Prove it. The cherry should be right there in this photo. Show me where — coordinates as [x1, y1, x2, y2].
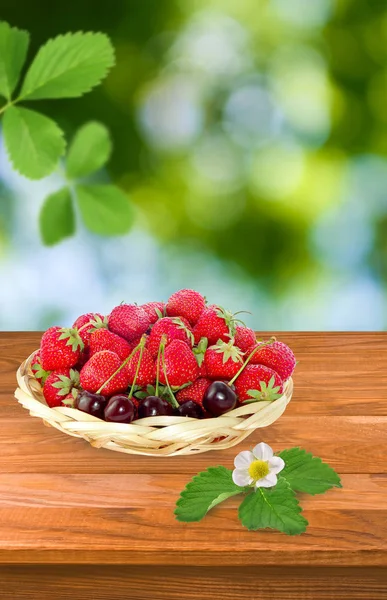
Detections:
[203, 381, 237, 416]
[176, 400, 204, 419]
[138, 395, 172, 418]
[104, 395, 135, 423]
[75, 390, 107, 419]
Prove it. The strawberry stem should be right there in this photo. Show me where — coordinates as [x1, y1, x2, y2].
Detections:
[161, 344, 179, 409]
[128, 337, 146, 398]
[96, 339, 142, 394]
[228, 336, 276, 386]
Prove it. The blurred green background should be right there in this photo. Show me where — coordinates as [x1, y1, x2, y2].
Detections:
[1, 0, 386, 330]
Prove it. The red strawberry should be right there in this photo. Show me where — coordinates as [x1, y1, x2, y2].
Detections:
[80, 350, 131, 396]
[141, 302, 166, 324]
[31, 350, 51, 385]
[40, 326, 84, 371]
[126, 346, 155, 386]
[234, 325, 256, 352]
[234, 364, 283, 402]
[147, 317, 193, 357]
[198, 362, 208, 378]
[204, 340, 244, 380]
[176, 378, 212, 408]
[193, 305, 237, 345]
[72, 313, 106, 347]
[43, 368, 80, 408]
[166, 289, 206, 325]
[246, 340, 296, 381]
[89, 329, 134, 361]
[108, 304, 150, 342]
[156, 340, 199, 387]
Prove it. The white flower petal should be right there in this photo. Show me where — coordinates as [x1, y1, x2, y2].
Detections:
[268, 456, 285, 475]
[232, 468, 253, 487]
[255, 472, 278, 488]
[252, 442, 273, 461]
[234, 450, 255, 469]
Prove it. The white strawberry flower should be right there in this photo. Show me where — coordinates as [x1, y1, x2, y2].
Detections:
[232, 442, 285, 489]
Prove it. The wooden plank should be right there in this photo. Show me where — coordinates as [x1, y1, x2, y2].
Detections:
[1, 566, 386, 600]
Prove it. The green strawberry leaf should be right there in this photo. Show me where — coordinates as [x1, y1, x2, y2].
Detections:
[32, 363, 51, 384]
[278, 448, 342, 495]
[243, 376, 283, 403]
[75, 184, 134, 235]
[238, 478, 308, 535]
[0, 21, 30, 100]
[175, 466, 248, 522]
[66, 121, 112, 179]
[20, 31, 115, 100]
[39, 187, 75, 246]
[193, 337, 208, 367]
[3, 106, 65, 179]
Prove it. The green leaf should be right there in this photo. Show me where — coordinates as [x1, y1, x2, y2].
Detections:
[278, 448, 342, 495]
[39, 187, 75, 246]
[20, 31, 115, 100]
[3, 106, 65, 179]
[175, 466, 247, 522]
[0, 21, 30, 100]
[75, 184, 134, 235]
[66, 121, 112, 179]
[238, 478, 308, 535]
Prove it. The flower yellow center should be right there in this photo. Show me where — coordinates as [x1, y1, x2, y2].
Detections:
[248, 459, 269, 481]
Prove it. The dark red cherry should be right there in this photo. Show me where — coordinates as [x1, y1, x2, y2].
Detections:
[104, 395, 135, 423]
[203, 381, 237, 416]
[176, 400, 204, 418]
[138, 395, 172, 418]
[75, 390, 107, 419]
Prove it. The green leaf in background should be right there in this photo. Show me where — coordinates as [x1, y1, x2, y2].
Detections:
[0, 21, 30, 100]
[75, 184, 134, 235]
[175, 466, 247, 522]
[39, 187, 75, 246]
[66, 121, 112, 179]
[238, 478, 308, 535]
[278, 448, 342, 495]
[20, 32, 115, 100]
[3, 106, 65, 179]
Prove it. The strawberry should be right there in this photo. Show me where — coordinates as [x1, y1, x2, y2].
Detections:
[126, 346, 155, 386]
[176, 378, 212, 408]
[246, 340, 296, 381]
[193, 305, 237, 345]
[204, 340, 244, 380]
[40, 326, 84, 371]
[141, 302, 166, 324]
[72, 313, 107, 347]
[234, 364, 283, 402]
[61, 388, 79, 408]
[89, 329, 134, 361]
[156, 339, 199, 387]
[43, 368, 80, 408]
[80, 350, 131, 396]
[31, 350, 51, 385]
[108, 304, 150, 342]
[166, 289, 206, 326]
[147, 317, 194, 357]
[234, 325, 256, 352]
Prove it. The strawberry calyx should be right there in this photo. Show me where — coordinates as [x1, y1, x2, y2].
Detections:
[77, 314, 108, 335]
[135, 384, 171, 402]
[243, 376, 283, 403]
[212, 339, 244, 365]
[171, 317, 194, 345]
[32, 362, 51, 384]
[61, 387, 79, 407]
[51, 369, 80, 397]
[193, 336, 208, 366]
[58, 327, 85, 352]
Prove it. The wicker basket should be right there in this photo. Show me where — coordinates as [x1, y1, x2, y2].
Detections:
[14, 351, 293, 456]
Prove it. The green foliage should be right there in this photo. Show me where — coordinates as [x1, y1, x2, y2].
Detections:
[238, 478, 308, 535]
[75, 184, 134, 236]
[278, 448, 342, 495]
[0, 22, 29, 100]
[20, 32, 115, 100]
[39, 187, 75, 245]
[66, 121, 112, 179]
[3, 106, 65, 179]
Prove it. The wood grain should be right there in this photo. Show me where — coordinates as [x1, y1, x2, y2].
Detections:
[1, 332, 387, 597]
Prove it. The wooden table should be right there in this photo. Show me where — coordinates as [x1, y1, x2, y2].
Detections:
[1, 332, 387, 599]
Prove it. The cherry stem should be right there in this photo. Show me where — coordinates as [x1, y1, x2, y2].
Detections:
[96, 339, 142, 394]
[228, 336, 276, 386]
[155, 337, 166, 398]
[128, 337, 146, 398]
[161, 345, 179, 409]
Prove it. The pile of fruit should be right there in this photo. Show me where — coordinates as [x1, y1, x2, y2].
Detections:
[31, 289, 296, 423]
